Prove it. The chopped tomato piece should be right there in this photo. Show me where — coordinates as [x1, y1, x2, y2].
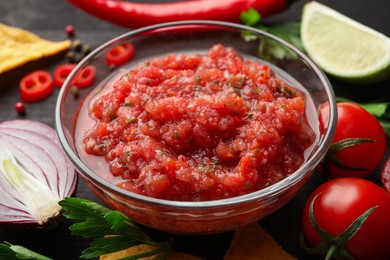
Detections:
[105, 42, 135, 68]
[19, 70, 54, 103]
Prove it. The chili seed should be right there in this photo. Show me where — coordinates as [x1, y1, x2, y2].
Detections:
[70, 86, 80, 98]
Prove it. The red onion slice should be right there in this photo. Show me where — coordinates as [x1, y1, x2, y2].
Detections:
[0, 120, 77, 227]
[0, 120, 77, 197]
[0, 135, 59, 196]
[0, 119, 60, 145]
[0, 191, 34, 224]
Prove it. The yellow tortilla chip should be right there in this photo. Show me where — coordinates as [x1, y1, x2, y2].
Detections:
[99, 244, 203, 260]
[224, 222, 297, 260]
[0, 23, 71, 74]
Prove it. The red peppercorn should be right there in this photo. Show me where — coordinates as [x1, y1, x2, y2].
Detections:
[15, 102, 26, 115]
[65, 25, 75, 37]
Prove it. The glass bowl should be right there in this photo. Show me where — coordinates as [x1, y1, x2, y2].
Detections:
[55, 20, 337, 235]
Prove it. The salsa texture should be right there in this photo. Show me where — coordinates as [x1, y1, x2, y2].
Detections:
[81, 44, 316, 201]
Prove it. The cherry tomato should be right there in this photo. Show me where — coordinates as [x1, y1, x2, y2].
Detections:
[381, 156, 390, 192]
[54, 64, 96, 89]
[105, 42, 135, 68]
[320, 102, 387, 178]
[19, 70, 54, 103]
[54, 64, 77, 88]
[302, 178, 390, 260]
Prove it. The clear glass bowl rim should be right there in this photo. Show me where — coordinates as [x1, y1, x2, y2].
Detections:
[55, 20, 337, 209]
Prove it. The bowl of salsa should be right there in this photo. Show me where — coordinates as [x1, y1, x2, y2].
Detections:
[56, 21, 337, 234]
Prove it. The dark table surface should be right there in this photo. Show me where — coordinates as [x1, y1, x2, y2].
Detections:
[1, 1, 389, 259]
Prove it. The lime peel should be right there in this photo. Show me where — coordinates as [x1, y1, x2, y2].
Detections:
[301, 1, 390, 84]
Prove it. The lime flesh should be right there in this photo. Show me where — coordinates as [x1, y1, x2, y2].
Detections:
[301, 1, 390, 84]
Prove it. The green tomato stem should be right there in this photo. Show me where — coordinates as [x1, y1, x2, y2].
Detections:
[303, 193, 378, 259]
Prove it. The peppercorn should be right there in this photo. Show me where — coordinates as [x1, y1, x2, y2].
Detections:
[65, 25, 75, 37]
[15, 102, 26, 115]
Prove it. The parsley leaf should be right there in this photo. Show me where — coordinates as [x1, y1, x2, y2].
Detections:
[240, 8, 304, 61]
[59, 197, 172, 259]
[0, 242, 52, 260]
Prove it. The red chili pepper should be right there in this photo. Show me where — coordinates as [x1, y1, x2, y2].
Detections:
[19, 70, 54, 103]
[74, 65, 96, 88]
[67, 0, 292, 29]
[54, 64, 96, 89]
[105, 42, 135, 68]
[54, 63, 77, 88]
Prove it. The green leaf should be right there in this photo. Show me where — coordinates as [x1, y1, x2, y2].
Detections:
[68, 220, 113, 238]
[240, 8, 303, 61]
[0, 243, 52, 260]
[379, 120, 390, 137]
[267, 22, 304, 51]
[59, 197, 173, 259]
[360, 102, 390, 119]
[104, 211, 147, 240]
[0, 244, 18, 260]
[80, 236, 143, 259]
[59, 197, 111, 221]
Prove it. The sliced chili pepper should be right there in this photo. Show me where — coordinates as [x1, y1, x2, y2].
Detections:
[54, 63, 77, 88]
[73, 65, 96, 88]
[54, 64, 96, 89]
[19, 70, 54, 103]
[67, 0, 293, 29]
[105, 42, 135, 68]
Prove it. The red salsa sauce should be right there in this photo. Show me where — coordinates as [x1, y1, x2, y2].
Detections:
[80, 44, 316, 201]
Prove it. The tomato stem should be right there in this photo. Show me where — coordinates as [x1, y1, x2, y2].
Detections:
[302, 193, 378, 259]
[322, 138, 374, 174]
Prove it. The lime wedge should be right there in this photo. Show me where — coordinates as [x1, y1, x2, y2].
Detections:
[301, 1, 390, 84]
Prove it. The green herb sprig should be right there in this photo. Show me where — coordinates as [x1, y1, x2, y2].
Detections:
[59, 197, 173, 259]
[0, 198, 173, 260]
[0, 242, 52, 260]
[240, 8, 304, 61]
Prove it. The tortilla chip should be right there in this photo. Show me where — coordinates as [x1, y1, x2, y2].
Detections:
[224, 222, 297, 260]
[99, 244, 203, 260]
[0, 23, 71, 74]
